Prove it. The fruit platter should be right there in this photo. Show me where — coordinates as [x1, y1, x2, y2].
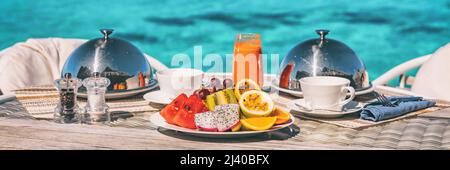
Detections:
[150, 77, 295, 138]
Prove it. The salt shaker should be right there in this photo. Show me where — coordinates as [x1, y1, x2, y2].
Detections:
[82, 72, 111, 123]
[54, 73, 82, 123]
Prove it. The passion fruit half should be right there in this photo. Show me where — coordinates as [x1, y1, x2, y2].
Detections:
[238, 90, 274, 117]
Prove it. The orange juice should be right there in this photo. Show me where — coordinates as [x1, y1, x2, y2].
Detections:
[233, 34, 263, 86]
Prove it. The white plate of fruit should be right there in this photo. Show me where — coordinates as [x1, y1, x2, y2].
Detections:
[150, 78, 295, 138]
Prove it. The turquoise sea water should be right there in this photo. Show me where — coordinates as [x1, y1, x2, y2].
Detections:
[0, 0, 449, 81]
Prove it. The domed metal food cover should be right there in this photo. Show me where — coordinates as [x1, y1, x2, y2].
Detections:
[277, 29, 371, 92]
[61, 29, 155, 96]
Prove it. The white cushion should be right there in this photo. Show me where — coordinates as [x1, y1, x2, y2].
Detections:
[0, 38, 85, 94]
[412, 43, 450, 100]
[0, 38, 167, 94]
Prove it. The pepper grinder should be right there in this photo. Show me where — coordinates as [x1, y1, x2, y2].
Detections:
[54, 73, 82, 123]
[82, 72, 111, 123]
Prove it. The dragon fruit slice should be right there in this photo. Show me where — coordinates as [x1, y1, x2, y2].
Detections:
[194, 111, 218, 132]
[215, 104, 240, 132]
[194, 104, 240, 132]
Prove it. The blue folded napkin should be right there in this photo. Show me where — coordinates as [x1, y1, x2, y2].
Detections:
[360, 96, 436, 122]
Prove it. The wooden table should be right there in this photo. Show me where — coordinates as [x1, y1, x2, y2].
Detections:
[1, 100, 450, 150]
[1, 80, 450, 150]
[0, 117, 367, 150]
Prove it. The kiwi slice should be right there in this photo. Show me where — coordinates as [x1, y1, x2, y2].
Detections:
[205, 94, 216, 111]
[224, 89, 238, 104]
[215, 91, 228, 105]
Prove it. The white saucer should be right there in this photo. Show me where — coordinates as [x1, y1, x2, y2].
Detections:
[290, 99, 363, 118]
[143, 90, 175, 105]
[270, 79, 374, 97]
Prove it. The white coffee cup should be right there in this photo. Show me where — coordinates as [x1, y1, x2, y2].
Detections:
[156, 68, 204, 98]
[299, 76, 355, 111]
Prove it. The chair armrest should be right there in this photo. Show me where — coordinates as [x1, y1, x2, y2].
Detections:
[373, 54, 431, 86]
[144, 54, 168, 71]
[398, 74, 416, 88]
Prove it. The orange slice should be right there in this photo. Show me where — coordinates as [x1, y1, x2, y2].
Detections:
[234, 79, 261, 100]
[240, 117, 277, 131]
[270, 107, 291, 125]
[231, 122, 242, 132]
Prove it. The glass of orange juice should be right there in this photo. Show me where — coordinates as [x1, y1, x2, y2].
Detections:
[233, 33, 263, 86]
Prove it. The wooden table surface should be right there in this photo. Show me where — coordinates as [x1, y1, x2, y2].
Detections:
[0, 117, 375, 150]
[2, 109, 450, 150]
[1, 82, 450, 150]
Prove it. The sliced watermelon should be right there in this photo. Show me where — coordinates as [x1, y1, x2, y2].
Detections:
[170, 93, 188, 106]
[160, 104, 179, 124]
[183, 95, 209, 114]
[173, 109, 197, 129]
[160, 93, 210, 129]
[160, 94, 188, 124]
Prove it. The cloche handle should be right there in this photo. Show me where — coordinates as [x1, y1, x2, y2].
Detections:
[100, 29, 114, 40]
[315, 29, 329, 41]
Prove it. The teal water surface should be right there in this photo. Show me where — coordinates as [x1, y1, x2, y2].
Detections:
[0, 0, 449, 81]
